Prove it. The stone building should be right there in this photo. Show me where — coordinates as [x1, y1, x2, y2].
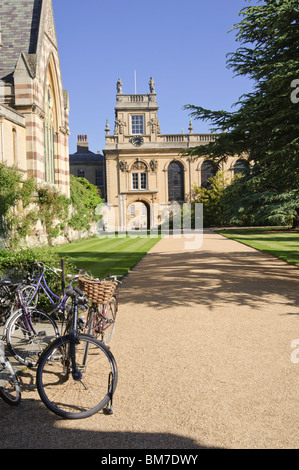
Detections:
[0, 0, 70, 197]
[103, 77, 245, 231]
[69, 135, 106, 200]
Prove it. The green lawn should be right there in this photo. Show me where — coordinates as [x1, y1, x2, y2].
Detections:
[55, 234, 161, 278]
[217, 228, 299, 267]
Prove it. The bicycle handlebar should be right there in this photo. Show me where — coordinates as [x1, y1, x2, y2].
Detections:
[106, 274, 122, 284]
[66, 286, 89, 304]
[34, 260, 62, 276]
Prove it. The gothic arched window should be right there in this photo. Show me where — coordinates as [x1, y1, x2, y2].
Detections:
[201, 160, 217, 189]
[233, 159, 248, 176]
[168, 161, 184, 201]
[44, 84, 55, 184]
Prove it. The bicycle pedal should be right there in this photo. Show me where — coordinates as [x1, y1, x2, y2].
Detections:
[37, 331, 46, 337]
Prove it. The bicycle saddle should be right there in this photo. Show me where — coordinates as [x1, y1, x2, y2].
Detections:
[0, 278, 13, 286]
[66, 286, 85, 298]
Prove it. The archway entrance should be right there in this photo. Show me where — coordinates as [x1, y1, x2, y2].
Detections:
[128, 201, 150, 230]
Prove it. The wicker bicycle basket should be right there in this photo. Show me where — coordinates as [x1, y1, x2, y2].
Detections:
[78, 275, 117, 305]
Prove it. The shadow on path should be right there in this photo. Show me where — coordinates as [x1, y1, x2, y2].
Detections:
[121, 249, 299, 312]
[0, 392, 216, 449]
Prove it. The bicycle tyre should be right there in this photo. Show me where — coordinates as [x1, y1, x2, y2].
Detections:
[0, 341, 21, 406]
[36, 333, 118, 419]
[6, 309, 59, 368]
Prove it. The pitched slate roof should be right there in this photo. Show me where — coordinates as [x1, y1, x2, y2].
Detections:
[69, 153, 105, 164]
[0, 0, 42, 82]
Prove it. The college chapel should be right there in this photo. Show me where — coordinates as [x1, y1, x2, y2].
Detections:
[0, 0, 246, 236]
[0, 0, 70, 197]
[103, 78, 245, 231]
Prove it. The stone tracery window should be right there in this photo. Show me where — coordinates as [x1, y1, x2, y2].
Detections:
[44, 83, 55, 184]
[168, 160, 184, 201]
[201, 160, 217, 189]
[233, 159, 248, 176]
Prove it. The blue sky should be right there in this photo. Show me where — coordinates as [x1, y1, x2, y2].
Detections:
[52, 0, 257, 154]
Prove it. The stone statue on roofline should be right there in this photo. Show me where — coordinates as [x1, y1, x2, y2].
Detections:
[116, 78, 123, 94]
[149, 76, 155, 94]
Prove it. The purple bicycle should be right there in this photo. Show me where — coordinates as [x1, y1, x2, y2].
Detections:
[4, 261, 80, 368]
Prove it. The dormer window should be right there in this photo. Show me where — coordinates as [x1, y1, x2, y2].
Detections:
[131, 115, 144, 135]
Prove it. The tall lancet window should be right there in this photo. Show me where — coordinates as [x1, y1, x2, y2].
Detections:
[44, 84, 55, 184]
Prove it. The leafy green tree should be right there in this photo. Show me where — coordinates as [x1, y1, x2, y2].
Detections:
[193, 172, 230, 227]
[184, 0, 299, 227]
[69, 176, 103, 231]
[221, 173, 295, 226]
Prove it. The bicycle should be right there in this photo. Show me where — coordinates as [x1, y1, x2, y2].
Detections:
[4, 284, 59, 368]
[4, 262, 82, 367]
[0, 278, 19, 325]
[78, 274, 122, 346]
[36, 286, 118, 419]
[20, 261, 76, 324]
[0, 340, 21, 406]
[0, 272, 39, 326]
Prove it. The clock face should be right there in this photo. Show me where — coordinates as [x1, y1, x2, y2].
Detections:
[131, 136, 144, 147]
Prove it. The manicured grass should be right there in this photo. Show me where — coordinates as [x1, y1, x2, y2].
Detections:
[217, 228, 299, 267]
[55, 234, 161, 278]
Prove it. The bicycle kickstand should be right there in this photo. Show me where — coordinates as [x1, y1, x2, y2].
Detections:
[103, 372, 114, 415]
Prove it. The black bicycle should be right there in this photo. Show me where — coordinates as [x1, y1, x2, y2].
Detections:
[36, 286, 118, 419]
[0, 340, 21, 406]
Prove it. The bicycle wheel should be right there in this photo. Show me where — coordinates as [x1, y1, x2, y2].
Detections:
[36, 333, 118, 419]
[19, 285, 38, 307]
[0, 341, 21, 406]
[100, 297, 117, 345]
[6, 309, 59, 367]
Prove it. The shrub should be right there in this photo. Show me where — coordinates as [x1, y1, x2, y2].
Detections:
[192, 172, 230, 227]
[69, 175, 103, 231]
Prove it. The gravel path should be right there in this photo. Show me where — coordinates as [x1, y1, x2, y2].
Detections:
[0, 229, 298, 449]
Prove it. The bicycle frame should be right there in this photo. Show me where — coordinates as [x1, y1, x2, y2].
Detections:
[66, 288, 89, 381]
[16, 288, 39, 337]
[30, 269, 69, 310]
[2, 283, 60, 344]
[1, 289, 36, 340]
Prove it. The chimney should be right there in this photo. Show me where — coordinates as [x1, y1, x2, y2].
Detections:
[77, 134, 89, 153]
